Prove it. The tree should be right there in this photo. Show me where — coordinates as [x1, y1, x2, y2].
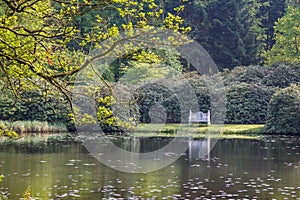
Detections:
[259, 0, 286, 52]
[265, 5, 300, 65]
[182, 0, 264, 69]
[102, 47, 183, 82]
[0, 0, 189, 135]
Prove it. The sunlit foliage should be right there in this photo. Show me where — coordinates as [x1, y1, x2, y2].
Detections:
[0, 0, 189, 133]
[265, 5, 300, 65]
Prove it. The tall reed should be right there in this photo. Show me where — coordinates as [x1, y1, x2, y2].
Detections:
[0, 120, 67, 134]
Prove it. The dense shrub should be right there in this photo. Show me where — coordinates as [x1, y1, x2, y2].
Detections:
[223, 64, 300, 88]
[265, 85, 300, 134]
[135, 72, 276, 125]
[0, 90, 71, 126]
[2, 64, 300, 131]
[223, 65, 269, 85]
[262, 64, 300, 88]
[135, 83, 181, 123]
[225, 83, 276, 124]
[186, 73, 211, 113]
[133, 73, 213, 124]
[187, 70, 279, 124]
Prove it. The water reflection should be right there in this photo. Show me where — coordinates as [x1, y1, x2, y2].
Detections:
[188, 138, 218, 161]
[0, 136, 299, 199]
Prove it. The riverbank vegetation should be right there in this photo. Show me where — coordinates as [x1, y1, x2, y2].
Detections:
[0, 121, 67, 135]
[1, 64, 300, 136]
[132, 124, 263, 139]
[1, 0, 300, 137]
[0, 124, 262, 144]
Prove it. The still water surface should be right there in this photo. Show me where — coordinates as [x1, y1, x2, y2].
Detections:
[0, 136, 299, 199]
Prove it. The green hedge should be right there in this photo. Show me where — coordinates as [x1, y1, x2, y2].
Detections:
[265, 85, 300, 134]
[0, 90, 72, 127]
[223, 64, 300, 88]
[223, 66, 269, 85]
[2, 64, 300, 131]
[134, 74, 212, 124]
[225, 83, 276, 124]
[221, 64, 300, 126]
[191, 72, 276, 124]
[187, 73, 211, 113]
[135, 74, 273, 125]
[135, 83, 181, 123]
[134, 73, 277, 125]
[262, 64, 300, 88]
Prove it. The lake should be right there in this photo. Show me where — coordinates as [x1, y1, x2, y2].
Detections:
[0, 136, 299, 199]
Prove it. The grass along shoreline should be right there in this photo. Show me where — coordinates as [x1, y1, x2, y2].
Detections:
[0, 122, 264, 141]
[0, 120, 67, 135]
[132, 124, 264, 139]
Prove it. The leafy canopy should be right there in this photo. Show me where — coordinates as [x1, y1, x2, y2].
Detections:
[265, 5, 300, 65]
[0, 0, 189, 134]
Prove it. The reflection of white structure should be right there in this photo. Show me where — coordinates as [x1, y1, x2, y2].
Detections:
[188, 110, 211, 126]
[188, 137, 211, 161]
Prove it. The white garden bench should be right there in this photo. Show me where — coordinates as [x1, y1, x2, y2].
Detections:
[188, 110, 211, 126]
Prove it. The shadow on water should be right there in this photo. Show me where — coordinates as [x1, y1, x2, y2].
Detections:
[0, 135, 299, 199]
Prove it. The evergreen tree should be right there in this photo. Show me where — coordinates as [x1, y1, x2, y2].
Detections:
[182, 0, 264, 69]
[259, 0, 286, 52]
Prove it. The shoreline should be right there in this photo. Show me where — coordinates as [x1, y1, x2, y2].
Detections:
[3, 123, 299, 142]
[0, 120, 68, 135]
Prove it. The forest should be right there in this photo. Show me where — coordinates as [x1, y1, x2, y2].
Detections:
[1, 0, 300, 136]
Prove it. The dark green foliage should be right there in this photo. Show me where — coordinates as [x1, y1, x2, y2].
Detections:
[0, 90, 71, 127]
[134, 73, 214, 124]
[259, 0, 286, 51]
[262, 64, 300, 88]
[182, 0, 264, 69]
[223, 64, 300, 88]
[135, 83, 181, 123]
[0, 90, 16, 120]
[225, 83, 275, 124]
[223, 66, 270, 85]
[265, 85, 300, 134]
[222, 64, 300, 125]
[179, 0, 287, 70]
[186, 73, 211, 113]
[0, 76, 71, 126]
[182, 71, 277, 124]
[133, 68, 281, 125]
[222, 64, 300, 126]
